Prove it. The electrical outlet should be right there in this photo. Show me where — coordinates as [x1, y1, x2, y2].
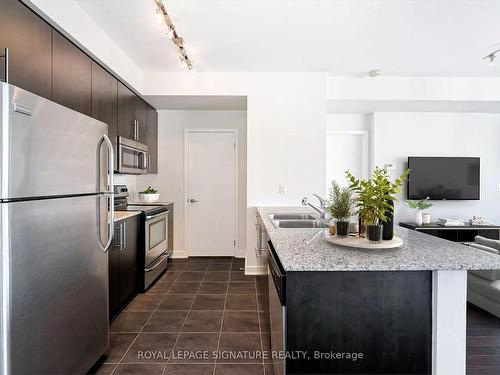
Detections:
[279, 184, 287, 195]
[385, 163, 396, 170]
[496, 183, 500, 192]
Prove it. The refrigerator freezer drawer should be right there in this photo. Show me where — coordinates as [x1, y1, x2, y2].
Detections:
[1, 194, 108, 374]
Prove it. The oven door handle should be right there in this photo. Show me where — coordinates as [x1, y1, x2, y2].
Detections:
[145, 254, 168, 272]
[146, 210, 169, 221]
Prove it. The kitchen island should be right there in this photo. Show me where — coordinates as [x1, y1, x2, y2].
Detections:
[257, 206, 500, 375]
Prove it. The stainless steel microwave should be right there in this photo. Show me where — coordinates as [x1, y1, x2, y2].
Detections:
[117, 136, 149, 174]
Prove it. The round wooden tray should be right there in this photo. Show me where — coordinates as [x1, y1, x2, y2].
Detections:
[325, 235, 403, 249]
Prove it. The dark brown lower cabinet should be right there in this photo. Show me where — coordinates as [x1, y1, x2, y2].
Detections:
[268, 242, 432, 375]
[109, 215, 139, 320]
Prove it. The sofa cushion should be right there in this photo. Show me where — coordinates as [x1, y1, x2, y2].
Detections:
[469, 243, 499, 255]
[468, 273, 500, 303]
[475, 236, 500, 252]
[470, 269, 500, 282]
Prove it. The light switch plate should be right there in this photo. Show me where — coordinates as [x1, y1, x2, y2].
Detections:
[279, 184, 287, 195]
[496, 183, 500, 192]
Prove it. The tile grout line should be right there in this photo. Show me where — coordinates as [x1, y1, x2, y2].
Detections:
[111, 269, 180, 375]
[213, 258, 232, 375]
[255, 273, 266, 375]
[163, 261, 208, 374]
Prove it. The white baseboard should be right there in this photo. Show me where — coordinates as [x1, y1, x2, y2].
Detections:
[244, 265, 268, 275]
[171, 250, 187, 259]
[171, 250, 246, 259]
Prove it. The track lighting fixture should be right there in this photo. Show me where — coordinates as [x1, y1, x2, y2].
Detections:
[483, 49, 500, 67]
[154, 0, 193, 71]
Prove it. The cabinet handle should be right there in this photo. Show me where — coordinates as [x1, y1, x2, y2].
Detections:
[136, 120, 140, 140]
[1, 48, 8, 83]
[123, 222, 127, 249]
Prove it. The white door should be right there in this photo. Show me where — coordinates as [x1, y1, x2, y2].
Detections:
[186, 130, 237, 256]
[326, 131, 368, 193]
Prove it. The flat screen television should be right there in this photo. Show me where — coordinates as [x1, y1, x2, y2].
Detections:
[407, 157, 480, 200]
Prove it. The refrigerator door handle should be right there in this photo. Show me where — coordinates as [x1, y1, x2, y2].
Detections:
[98, 134, 114, 252]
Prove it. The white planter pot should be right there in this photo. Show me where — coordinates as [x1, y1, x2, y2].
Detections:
[138, 193, 160, 203]
[415, 210, 423, 226]
[422, 212, 431, 225]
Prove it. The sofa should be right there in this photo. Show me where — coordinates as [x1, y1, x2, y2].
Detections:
[467, 236, 500, 318]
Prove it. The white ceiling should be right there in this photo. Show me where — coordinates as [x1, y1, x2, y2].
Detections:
[76, 0, 500, 76]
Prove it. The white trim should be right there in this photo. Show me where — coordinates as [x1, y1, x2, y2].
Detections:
[432, 270, 467, 375]
[244, 265, 268, 275]
[184, 129, 239, 257]
[326, 130, 369, 179]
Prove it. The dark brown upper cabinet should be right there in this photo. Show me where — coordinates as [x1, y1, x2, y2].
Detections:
[145, 105, 158, 174]
[91, 61, 118, 169]
[117, 81, 147, 144]
[117, 81, 137, 140]
[52, 30, 92, 116]
[0, 0, 52, 99]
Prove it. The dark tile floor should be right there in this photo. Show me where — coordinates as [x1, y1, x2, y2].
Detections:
[92, 257, 272, 375]
[466, 303, 500, 375]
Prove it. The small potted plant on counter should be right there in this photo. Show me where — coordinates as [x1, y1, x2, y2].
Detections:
[405, 197, 432, 226]
[326, 181, 356, 238]
[138, 186, 160, 203]
[347, 167, 409, 243]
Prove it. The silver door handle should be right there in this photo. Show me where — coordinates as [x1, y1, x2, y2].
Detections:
[98, 134, 114, 252]
[189, 199, 198, 203]
[122, 222, 127, 249]
[146, 210, 169, 221]
[145, 254, 168, 272]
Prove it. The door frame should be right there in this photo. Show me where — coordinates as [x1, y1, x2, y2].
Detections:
[184, 128, 239, 257]
[326, 130, 370, 182]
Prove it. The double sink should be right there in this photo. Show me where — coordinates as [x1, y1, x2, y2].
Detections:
[269, 213, 329, 229]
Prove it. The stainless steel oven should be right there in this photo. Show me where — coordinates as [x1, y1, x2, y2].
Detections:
[145, 210, 169, 265]
[117, 136, 149, 174]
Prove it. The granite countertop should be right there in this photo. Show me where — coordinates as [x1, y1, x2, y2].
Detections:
[112, 211, 141, 222]
[257, 206, 500, 272]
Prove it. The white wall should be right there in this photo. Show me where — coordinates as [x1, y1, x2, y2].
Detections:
[372, 112, 500, 224]
[135, 110, 247, 259]
[143, 73, 327, 273]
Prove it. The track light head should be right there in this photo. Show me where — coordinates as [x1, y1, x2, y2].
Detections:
[155, 8, 163, 24]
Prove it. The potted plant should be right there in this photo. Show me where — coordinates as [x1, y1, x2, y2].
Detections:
[405, 197, 432, 226]
[326, 181, 356, 238]
[138, 186, 160, 203]
[347, 167, 409, 243]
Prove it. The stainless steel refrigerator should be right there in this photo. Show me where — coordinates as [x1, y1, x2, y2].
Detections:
[0, 83, 114, 374]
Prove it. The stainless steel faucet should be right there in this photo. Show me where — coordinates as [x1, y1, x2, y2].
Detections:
[302, 195, 328, 221]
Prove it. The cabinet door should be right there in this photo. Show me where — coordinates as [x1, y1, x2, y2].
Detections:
[91, 62, 118, 169]
[0, 0, 52, 98]
[136, 99, 148, 144]
[108, 233, 121, 320]
[117, 82, 137, 140]
[119, 216, 139, 304]
[52, 30, 92, 115]
[145, 104, 158, 173]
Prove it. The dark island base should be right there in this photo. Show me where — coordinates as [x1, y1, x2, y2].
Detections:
[284, 271, 432, 374]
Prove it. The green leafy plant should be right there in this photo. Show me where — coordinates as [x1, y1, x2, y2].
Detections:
[140, 186, 158, 194]
[326, 181, 356, 222]
[346, 167, 410, 225]
[405, 197, 432, 210]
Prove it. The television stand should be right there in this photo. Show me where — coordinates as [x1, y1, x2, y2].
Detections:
[399, 222, 500, 242]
